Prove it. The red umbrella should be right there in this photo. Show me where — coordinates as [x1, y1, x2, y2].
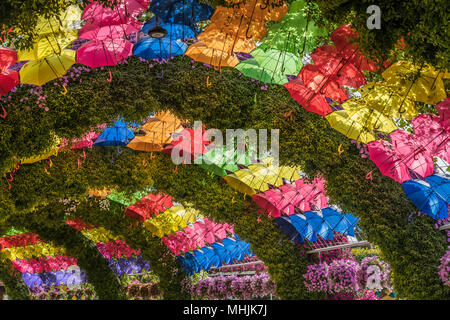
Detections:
[284, 78, 333, 117]
[0, 47, 19, 96]
[76, 39, 133, 68]
[436, 98, 450, 132]
[163, 127, 211, 162]
[330, 25, 380, 72]
[310, 45, 366, 88]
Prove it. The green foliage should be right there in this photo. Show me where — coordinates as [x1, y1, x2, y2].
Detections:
[0, 254, 31, 300]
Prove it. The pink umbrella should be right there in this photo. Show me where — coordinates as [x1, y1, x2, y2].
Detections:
[76, 39, 133, 68]
[390, 129, 434, 178]
[72, 132, 100, 149]
[0, 47, 19, 96]
[252, 190, 283, 217]
[412, 113, 450, 163]
[278, 184, 308, 214]
[79, 20, 142, 41]
[436, 98, 450, 132]
[368, 139, 412, 183]
[82, 0, 149, 26]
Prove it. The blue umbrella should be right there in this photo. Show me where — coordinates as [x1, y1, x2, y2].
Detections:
[149, 0, 213, 26]
[133, 38, 187, 60]
[425, 175, 450, 202]
[233, 234, 253, 256]
[194, 249, 212, 270]
[321, 207, 357, 236]
[222, 237, 246, 261]
[274, 216, 305, 243]
[94, 119, 135, 146]
[289, 214, 317, 242]
[343, 213, 359, 237]
[403, 180, 448, 220]
[177, 254, 193, 275]
[185, 251, 201, 274]
[142, 16, 196, 39]
[305, 211, 334, 240]
[202, 246, 222, 268]
[211, 242, 233, 264]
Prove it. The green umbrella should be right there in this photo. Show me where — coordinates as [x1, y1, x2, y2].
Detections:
[107, 189, 152, 206]
[236, 47, 302, 85]
[260, 0, 328, 55]
[198, 146, 255, 177]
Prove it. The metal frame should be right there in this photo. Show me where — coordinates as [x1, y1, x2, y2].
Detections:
[439, 223, 450, 231]
[306, 240, 370, 254]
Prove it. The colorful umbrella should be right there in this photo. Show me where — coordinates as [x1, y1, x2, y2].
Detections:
[425, 175, 450, 203]
[211, 242, 234, 264]
[436, 98, 450, 132]
[227, 0, 289, 21]
[133, 38, 187, 59]
[76, 39, 133, 68]
[0, 48, 19, 96]
[236, 58, 289, 84]
[305, 211, 334, 240]
[321, 207, 357, 236]
[93, 119, 135, 146]
[289, 214, 316, 241]
[325, 110, 376, 144]
[197, 26, 257, 54]
[274, 216, 305, 243]
[185, 42, 240, 68]
[284, 78, 332, 116]
[198, 145, 254, 176]
[202, 246, 222, 268]
[82, 0, 149, 25]
[149, 0, 214, 26]
[141, 17, 196, 39]
[19, 50, 76, 86]
[18, 32, 78, 61]
[78, 20, 141, 41]
[402, 180, 448, 220]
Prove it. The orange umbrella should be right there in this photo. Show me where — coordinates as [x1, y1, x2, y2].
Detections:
[197, 25, 257, 53]
[225, 0, 288, 21]
[185, 42, 240, 68]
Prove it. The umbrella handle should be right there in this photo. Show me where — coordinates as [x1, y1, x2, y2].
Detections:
[0, 106, 7, 119]
[365, 171, 373, 181]
[398, 105, 406, 114]
[107, 71, 112, 82]
[206, 76, 212, 88]
[338, 144, 344, 156]
[60, 84, 68, 95]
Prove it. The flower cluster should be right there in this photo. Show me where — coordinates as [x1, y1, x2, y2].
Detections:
[438, 250, 450, 287]
[124, 281, 162, 300]
[96, 239, 141, 259]
[181, 274, 276, 300]
[30, 283, 97, 300]
[303, 258, 392, 299]
[351, 247, 381, 263]
[12, 255, 77, 273]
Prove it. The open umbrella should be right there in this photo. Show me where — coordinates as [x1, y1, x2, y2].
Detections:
[19, 50, 76, 86]
[284, 78, 332, 116]
[198, 145, 254, 176]
[18, 32, 79, 61]
[76, 39, 133, 68]
[402, 180, 448, 220]
[83, 0, 149, 25]
[274, 216, 305, 243]
[141, 16, 196, 39]
[0, 48, 19, 96]
[222, 237, 246, 261]
[93, 119, 135, 146]
[211, 242, 234, 264]
[321, 207, 356, 236]
[436, 98, 450, 132]
[185, 42, 240, 68]
[228, 0, 288, 21]
[202, 246, 222, 268]
[425, 175, 450, 203]
[133, 38, 187, 59]
[253, 189, 294, 217]
[305, 211, 334, 240]
[289, 214, 316, 241]
[236, 58, 289, 84]
[79, 20, 142, 41]
[197, 26, 257, 54]
[325, 110, 376, 144]
[150, 0, 214, 26]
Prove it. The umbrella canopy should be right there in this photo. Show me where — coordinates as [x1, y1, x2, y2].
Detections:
[76, 39, 133, 68]
[325, 110, 376, 144]
[260, 0, 328, 54]
[226, 0, 289, 21]
[210, 7, 268, 40]
[185, 42, 240, 68]
[382, 61, 447, 105]
[289, 214, 317, 241]
[253, 189, 294, 217]
[133, 38, 187, 59]
[236, 58, 289, 84]
[412, 113, 450, 163]
[19, 50, 76, 86]
[141, 17, 196, 39]
[93, 119, 135, 146]
[18, 32, 78, 61]
[402, 180, 448, 220]
[284, 78, 332, 116]
[305, 211, 334, 240]
[211, 242, 234, 265]
[360, 82, 418, 121]
[341, 99, 397, 134]
[31, 5, 82, 35]
[82, 0, 149, 26]
[436, 98, 450, 132]
[202, 246, 222, 268]
[150, 0, 214, 26]
[274, 216, 304, 243]
[321, 207, 356, 236]
[79, 20, 142, 41]
[198, 145, 254, 176]
[222, 237, 246, 261]
[162, 127, 211, 162]
[0, 48, 19, 96]
[197, 26, 257, 54]
[425, 175, 450, 203]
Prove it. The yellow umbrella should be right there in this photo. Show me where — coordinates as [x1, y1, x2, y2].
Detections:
[88, 188, 112, 198]
[224, 170, 259, 195]
[341, 99, 398, 133]
[360, 82, 418, 120]
[19, 50, 76, 86]
[247, 163, 284, 187]
[198, 26, 257, 54]
[259, 156, 301, 181]
[382, 61, 447, 105]
[21, 136, 61, 164]
[18, 32, 78, 61]
[185, 42, 240, 68]
[325, 110, 376, 144]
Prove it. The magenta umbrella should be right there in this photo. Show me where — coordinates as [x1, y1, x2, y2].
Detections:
[368, 140, 412, 183]
[278, 184, 308, 214]
[78, 20, 142, 41]
[76, 39, 133, 68]
[252, 190, 284, 218]
[390, 129, 434, 179]
[82, 0, 149, 26]
[436, 98, 450, 132]
[412, 113, 450, 163]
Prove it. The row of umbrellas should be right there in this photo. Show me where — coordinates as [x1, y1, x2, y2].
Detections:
[275, 207, 358, 243]
[178, 235, 253, 275]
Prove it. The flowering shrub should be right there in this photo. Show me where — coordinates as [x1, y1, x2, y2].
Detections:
[438, 251, 450, 287]
[327, 259, 362, 293]
[181, 274, 276, 300]
[351, 247, 381, 263]
[303, 263, 328, 293]
[124, 281, 161, 300]
[29, 283, 97, 300]
[359, 256, 392, 292]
